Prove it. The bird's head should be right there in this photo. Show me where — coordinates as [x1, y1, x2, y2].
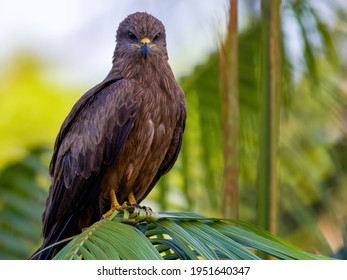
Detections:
[114, 12, 168, 63]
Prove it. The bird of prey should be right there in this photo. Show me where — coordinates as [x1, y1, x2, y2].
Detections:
[33, 12, 186, 259]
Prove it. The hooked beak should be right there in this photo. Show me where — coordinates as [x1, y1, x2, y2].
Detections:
[132, 37, 155, 60]
[140, 38, 151, 59]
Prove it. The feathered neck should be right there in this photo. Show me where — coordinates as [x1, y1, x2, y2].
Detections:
[109, 52, 176, 89]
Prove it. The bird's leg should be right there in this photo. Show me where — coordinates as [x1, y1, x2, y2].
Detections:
[128, 192, 137, 205]
[122, 192, 158, 222]
[102, 190, 121, 218]
[121, 192, 139, 208]
[103, 190, 159, 222]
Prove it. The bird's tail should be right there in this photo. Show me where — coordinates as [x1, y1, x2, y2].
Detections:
[30, 171, 106, 260]
[29, 214, 76, 260]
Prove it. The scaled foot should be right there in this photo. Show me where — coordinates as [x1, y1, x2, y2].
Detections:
[102, 190, 158, 222]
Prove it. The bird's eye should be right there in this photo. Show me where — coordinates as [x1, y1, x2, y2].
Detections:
[153, 33, 160, 41]
[127, 31, 137, 40]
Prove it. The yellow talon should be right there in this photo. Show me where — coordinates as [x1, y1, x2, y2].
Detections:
[103, 191, 140, 218]
[101, 190, 158, 223]
[102, 209, 114, 219]
[128, 192, 137, 205]
[110, 190, 121, 209]
[102, 190, 121, 218]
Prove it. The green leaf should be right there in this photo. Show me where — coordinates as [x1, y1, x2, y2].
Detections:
[211, 221, 329, 260]
[54, 219, 163, 260]
[180, 220, 259, 260]
[156, 218, 216, 259]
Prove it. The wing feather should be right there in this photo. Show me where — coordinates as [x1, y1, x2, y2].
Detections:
[42, 79, 141, 240]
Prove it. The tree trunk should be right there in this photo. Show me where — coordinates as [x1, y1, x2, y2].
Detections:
[257, 0, 282, 234]
[221, 0, 239, 219]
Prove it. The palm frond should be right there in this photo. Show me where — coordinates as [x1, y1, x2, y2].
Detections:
[54, 217, 163, 260]
[53, 211, 329, 260]
[0, 147, 48, 259]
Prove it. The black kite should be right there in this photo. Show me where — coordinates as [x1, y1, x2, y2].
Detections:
[32, 12, 186, 259]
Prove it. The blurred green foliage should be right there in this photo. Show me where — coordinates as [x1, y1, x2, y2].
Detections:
[0, 147, 48, 259]
[0, 53, 81, 168]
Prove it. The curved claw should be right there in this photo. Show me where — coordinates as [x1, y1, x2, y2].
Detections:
[103, 190, 158, 223]
[122, 204, 159, 223]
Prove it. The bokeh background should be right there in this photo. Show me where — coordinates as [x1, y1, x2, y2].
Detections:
[1, 0, 347, 259]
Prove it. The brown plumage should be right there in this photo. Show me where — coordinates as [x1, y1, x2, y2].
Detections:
[33, 12, 186, 259]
